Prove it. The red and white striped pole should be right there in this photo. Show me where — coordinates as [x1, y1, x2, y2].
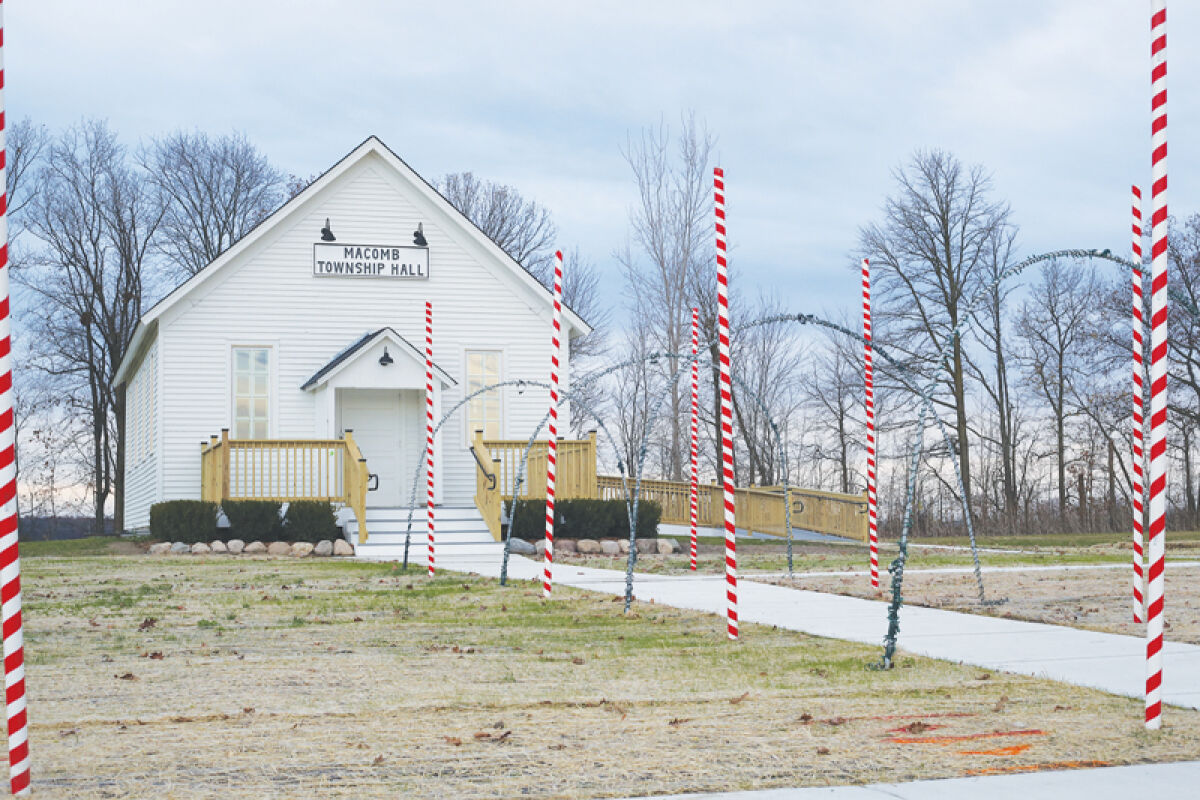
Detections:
[862, 258, 880, 591]
[425, 301, 436, 577]
[688, 307, 700, 571]
[714, 168, 738, 640]
[542, 250, 564, 599]
[1145, 0, 1168, 731]
[1131, 186, 1146, 624]
[0, 3, 31, 792]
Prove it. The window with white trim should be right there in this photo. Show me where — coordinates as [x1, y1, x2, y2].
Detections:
[232, 347, 270, 439]
[466, 350, 501, 440]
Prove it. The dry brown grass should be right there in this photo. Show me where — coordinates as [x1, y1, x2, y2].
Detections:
[774, 564, 1200, 645]
[17, 555, 1200, 798]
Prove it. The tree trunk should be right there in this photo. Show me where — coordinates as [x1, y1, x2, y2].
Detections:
[951, 337, 973, 519]
[114, 383, 127, 535]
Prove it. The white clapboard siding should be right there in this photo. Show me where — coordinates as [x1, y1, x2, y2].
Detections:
[123, 341, 159, 530]
[149, 149, 572, 515]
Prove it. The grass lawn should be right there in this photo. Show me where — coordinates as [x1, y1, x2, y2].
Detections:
[15, 554, 1200, 798]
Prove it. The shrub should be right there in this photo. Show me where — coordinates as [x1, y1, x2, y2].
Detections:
[220, 500, 282, 540]
[149, 500, 218, 544]
[505, 498, 660, 541]
[284, 501, 340, 543]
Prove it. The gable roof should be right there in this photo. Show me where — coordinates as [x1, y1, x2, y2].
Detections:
[300, 327, 456, 391]
[115, 135, 591, 385]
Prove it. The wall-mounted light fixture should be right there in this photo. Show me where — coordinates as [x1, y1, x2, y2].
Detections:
[379, 348, 394, 366]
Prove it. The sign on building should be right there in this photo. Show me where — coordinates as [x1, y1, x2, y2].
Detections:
[313, 243, 430, 278]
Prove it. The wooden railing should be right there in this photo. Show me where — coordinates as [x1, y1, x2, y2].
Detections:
[484, 431, 598, 500]
[200, 429, 371, 543]
[597, 475, 869, 541]
[471, 430, 504, 541]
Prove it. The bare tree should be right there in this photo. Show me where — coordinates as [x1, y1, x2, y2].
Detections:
[22, 120, 163, 534]
[860, 149, 1014, 522]
[619, 114, 715, 481]
[437, 171, 557, 278]
[1015, 260, 1104, 523]
[144, 130, 282, 277]
[964, 227, 1021, 530]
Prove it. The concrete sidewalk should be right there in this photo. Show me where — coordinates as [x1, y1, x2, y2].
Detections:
[623, 760, 1200, 799]
[467, 554, 1200, 709]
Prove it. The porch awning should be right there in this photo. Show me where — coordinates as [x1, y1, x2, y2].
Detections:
[300, 327, 457, 391]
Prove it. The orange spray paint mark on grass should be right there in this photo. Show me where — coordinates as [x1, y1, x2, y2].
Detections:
[958, 744, 1031, 757]
[889, 729, 1045, 745]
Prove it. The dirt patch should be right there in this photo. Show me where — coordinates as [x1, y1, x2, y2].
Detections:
[17, 556, 1200, 798]
[773, 564, 1200, 644]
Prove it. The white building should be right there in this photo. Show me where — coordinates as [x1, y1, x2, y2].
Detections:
[114, 136, 588, 533]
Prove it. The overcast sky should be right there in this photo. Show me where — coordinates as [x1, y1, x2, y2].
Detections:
[8, 1, 1197, 323]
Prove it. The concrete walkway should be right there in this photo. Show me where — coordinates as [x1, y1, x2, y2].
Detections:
[623, 760, 1200, 799]
[465, 554, 1200, 709]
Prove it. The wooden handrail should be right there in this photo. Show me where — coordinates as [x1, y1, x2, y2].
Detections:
[200, 431, 371, 542]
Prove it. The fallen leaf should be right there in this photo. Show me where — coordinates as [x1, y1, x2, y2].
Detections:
[730, 692, 750, 705]
[352, 616, 363, 622]
[242, 707, 255, 714]
[798, 713, 814, 724]
[571, 657, 585, 665]
[473, 731, 492, 740]
[668, 718, 691, 726]
[443, 736, 462, 746]
[58, 729, 77, 737]
[823, 717, 847, 726]
[372, 755, 385, 765]
[138, 617, 157, 631]
[495, 730, 512, 742]
[115, 673, 138, 681]
[993, 695, 1009, 713]
[816, 746, 831, 755]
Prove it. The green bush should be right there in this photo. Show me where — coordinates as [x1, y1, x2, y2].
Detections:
[505, 498, 660, 541]
[149, 500, 218, 544]
[284, 501, 340, 543]
[220, 500, 282, 540]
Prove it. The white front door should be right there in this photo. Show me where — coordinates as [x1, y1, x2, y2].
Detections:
[340, 389, 412, 507]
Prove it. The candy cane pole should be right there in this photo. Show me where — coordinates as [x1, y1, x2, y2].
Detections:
[542, 251, 563, 598]
[688, 307, 700, 571]
[714, 168, 738, 640]
[1145, 0, 1168, 731]
[862, 258, 879, 591]
[425, 301, 436, 577]
[0, 3, 31, 792]
[1131, 186, 1146, 624]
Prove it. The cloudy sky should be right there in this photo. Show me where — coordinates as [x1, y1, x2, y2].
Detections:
[8, 1, 1197, 322]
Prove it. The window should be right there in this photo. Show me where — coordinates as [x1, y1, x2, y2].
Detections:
[466, 350, 501, 440]
[232, 347, 270, 439]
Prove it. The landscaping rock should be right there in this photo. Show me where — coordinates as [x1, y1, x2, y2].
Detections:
[170, 542, 189, 554]
[636, 538, 658, 554]
[244, 541, 267, 554]
[576, 539, 601, 555]
[599, 539, 621, 555]
[507, 538, 536, 555]
[556, 539, 578, 554]
[535, 539, 548, 556]
[190, 542, 211, 555]
[226, 539, 245, 555]
[266, 541, 291, 556]
[656, 538, 678, 555]
[333, 539, 355, 556]
[290, 542, 314, 557]
[209, 540, 229, 554]
[149, 542, 171, 555]
[313, 540, 333, 557]
[618, 539, 630, 554]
